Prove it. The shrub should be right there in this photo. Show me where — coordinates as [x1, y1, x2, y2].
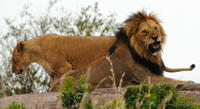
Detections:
[4, 102, 25, 109]
[59, 76, 90, 109]
[124, 83, 199, 109]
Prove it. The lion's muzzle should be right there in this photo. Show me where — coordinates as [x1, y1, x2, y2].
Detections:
[148, 41, 161, 54]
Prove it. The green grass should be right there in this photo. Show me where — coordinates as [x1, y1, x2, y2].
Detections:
[124, 83, 199, 109]
[4, 102, 25, 109]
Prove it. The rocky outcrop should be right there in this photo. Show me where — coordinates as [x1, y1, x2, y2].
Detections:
[0, 83, 199, 109]
[176, 83, 200, 104]
[0, 92, 62, 109]
[176, 83, 200, 91]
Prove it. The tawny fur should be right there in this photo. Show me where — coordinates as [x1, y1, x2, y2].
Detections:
[11, 34, 116, 89]
[53, 11, 195, 90]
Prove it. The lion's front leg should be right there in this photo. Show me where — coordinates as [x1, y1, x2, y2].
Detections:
[50, 75, 57, 91]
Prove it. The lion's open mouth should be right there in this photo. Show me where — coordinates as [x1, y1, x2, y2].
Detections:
[148, 41, 161, 54]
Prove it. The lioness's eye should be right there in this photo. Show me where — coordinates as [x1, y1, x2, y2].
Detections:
[154, 27, 158, 30]
[142, 30, 148, 35]
[12, 59, 16, 63]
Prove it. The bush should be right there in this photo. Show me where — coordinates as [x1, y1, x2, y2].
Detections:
[124, 83, 199, 109]
[59, 76, 90, 109]
[4, 102, 25, 109]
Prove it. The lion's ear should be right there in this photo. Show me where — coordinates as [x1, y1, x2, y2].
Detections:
[16, 42, 24, 52]
[124, 22, 138, 38]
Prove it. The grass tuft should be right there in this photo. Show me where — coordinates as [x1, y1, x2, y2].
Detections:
[124, 83, 199, 109]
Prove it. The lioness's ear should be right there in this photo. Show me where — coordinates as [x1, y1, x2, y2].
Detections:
[16, 42, 24, 52]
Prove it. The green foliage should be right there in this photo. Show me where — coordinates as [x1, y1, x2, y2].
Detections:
[176, 97, 200, 109]
[4, 102, 25, 109]
[83, 96, 93, 109]
[59, 76, 90, 109]
[124, 83, 199, 109]
[0, 0, 118, 95]
[73, 2, 118, 36]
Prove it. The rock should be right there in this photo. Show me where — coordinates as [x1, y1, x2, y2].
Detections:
[176, 83, 200, 91]
[179, 91, 200, 104]
[176, 83, 200, 104]
[90, 88, 124, 104]
[0, 92, 63, 109]
[0, 84, 200, 109]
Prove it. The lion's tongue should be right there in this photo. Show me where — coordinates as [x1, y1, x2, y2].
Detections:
[153, 44, 159, 49]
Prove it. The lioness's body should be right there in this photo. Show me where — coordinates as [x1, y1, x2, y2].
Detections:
[11, 34, 116, 87]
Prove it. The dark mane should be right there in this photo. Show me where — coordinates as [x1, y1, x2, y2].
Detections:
[109, 28, 164, 75]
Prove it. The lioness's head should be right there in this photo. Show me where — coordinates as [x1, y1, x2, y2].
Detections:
[11, 42, 31, 75]
[124, 11, 166, 64]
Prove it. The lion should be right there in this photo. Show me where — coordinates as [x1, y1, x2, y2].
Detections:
[11, 34, 116, 89]
[54, 11, 195, 90]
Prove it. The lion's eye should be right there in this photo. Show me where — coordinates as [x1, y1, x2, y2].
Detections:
[154, 27, 158, 30]
[142, 30, 148, 35]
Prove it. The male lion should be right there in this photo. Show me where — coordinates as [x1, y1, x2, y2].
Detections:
[11, 34, 116, 88]
[56, 11, 195, 90]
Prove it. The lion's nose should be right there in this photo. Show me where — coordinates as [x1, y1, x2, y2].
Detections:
[151, 36, 158, 41]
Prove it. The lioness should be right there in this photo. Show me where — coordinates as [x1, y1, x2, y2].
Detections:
[11, 34, 116, 87]
[55, 11, 195, 90]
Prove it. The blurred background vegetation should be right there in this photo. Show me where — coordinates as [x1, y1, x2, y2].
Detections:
[0, 0, 119, 96]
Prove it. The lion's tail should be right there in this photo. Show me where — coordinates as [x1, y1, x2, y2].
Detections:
[164, 64, 195, 73]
